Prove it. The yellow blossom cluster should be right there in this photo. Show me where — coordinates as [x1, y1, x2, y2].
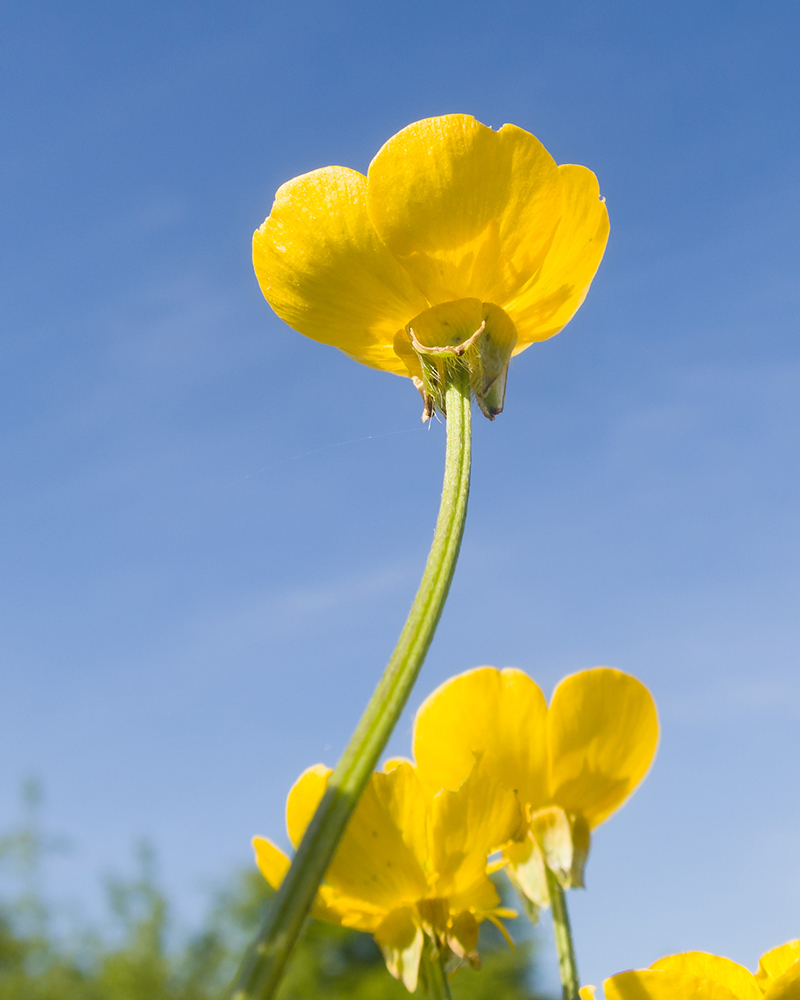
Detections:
[254, 667, 657, 990]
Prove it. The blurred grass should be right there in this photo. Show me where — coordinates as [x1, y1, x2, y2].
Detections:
[0, 782, 547, 999]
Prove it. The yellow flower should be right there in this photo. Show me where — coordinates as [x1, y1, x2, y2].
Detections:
[253, 758, 523, 992]
[579, 940, 800, 1000]
[253, 114, 609, 418]
[413, 667, 659, 909]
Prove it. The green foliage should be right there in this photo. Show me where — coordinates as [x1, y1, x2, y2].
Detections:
[0, 787, 546, 999]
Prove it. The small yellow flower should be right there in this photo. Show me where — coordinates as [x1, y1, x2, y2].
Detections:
[253, 114, 609, 418]
[579, 940, 800, 999]
[413, 667, 659, 909]
[253, 758, 522, 992]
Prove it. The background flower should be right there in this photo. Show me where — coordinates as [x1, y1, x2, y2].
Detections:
[580, 940, 800, 1000]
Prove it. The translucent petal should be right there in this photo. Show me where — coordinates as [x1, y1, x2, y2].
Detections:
[505, 163, 609, 350]
[413, 666, 549, 808]
[430, 758, 522, 910]
[652, 953, 761, 1000]
[253, 166, 428, 375]
[325, 764, 429, 910]
[285, 764, 332, 848]
[547, 668, 659, 827]
[367, 115, 563, 306]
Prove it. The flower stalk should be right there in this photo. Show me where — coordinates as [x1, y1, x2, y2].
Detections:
[227, 368, 472, 1000]
[420, 948, 454, 1000]
[546, 866, 580, 1000]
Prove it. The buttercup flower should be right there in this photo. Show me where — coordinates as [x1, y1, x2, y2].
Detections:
[413, 667, 659, 911]
[253, 758, 523, 992]
[253, 114, 609, 419]
[579, 940, 800, 1000]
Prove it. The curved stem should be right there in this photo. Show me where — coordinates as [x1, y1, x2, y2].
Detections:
[228, 372, 472, 1000]
[421, 949, 453, 1000]
[546, 868, 580, 1000]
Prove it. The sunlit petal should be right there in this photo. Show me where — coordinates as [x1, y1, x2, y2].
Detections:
[430, 758, 522, 909]
[652, 953, 761, 1000]
[413, 666, 549, 807]
[602, 969, 739, 1000]
[253, 166, 428, 374]
[547, 668, 659, 827]
[505, 164, 609, 350]
[368, 115, 563, 305]
[325, 765, 429, 910]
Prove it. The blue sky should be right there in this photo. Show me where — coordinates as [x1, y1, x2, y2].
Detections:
[1, 0, 799, 990]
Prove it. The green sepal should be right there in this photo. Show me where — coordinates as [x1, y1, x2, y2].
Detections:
[393, 298, 517, 421]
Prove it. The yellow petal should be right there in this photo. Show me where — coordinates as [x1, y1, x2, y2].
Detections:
[252, 836, 291, 889]
[252, 166, 428, 375]
[505, 163, 609, 351]
[757, 943, 800, 990]
[374, 906, 424, 993]
[580, 988, 598, 1000]
[413, 666, 549, 808]
[430, 758, 522, 911]
[762, 961, 800, 1000]
[315, 884, 387, 930]
[652, 953, 761, 1000]
[325, 764, 429, 910]
[286, 763, 332, 848]
[367, 115, 563, 306]
[603, 970, 739, 1000]
[547, 668, 659, 827]
[252, 834, 381, 928]
[383, 756, 415, 772]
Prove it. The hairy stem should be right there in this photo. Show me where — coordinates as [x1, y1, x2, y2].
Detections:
[228, 372, 472, 999]
[421, 949, 453, 1000]
[546, 867, 580, 1000]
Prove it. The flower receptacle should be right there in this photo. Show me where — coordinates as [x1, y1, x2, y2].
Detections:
[393, 298, 517, 421]
[504, 805, 592, 911]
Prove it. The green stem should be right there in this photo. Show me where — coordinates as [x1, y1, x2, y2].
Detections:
[227, 372, 472, 1000]
[420, 949, 453, 1000]
[546, 868, 580, 1000]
